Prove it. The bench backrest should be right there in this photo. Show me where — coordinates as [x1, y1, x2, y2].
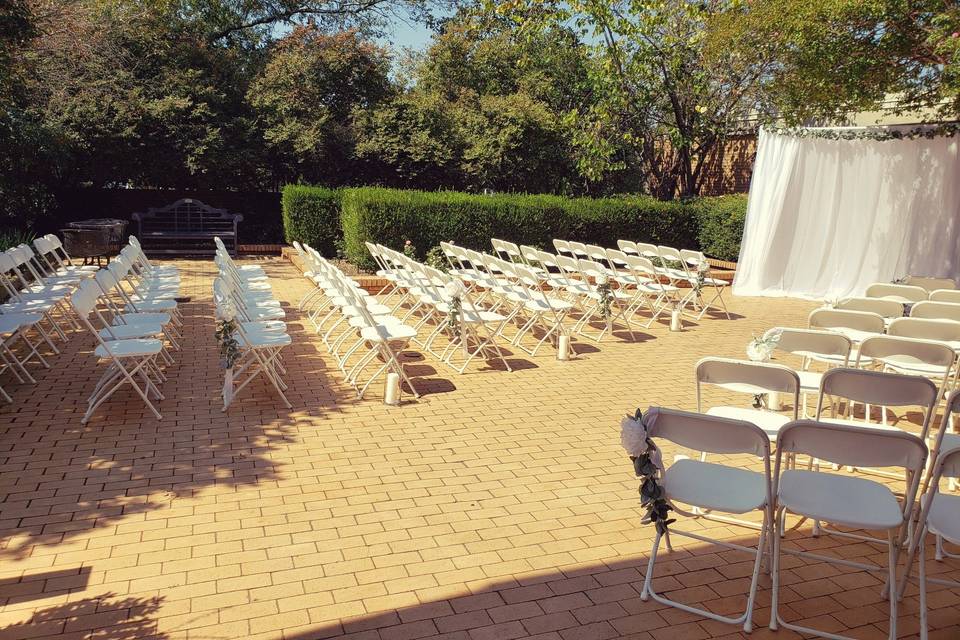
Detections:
[131, 199, 242, 235]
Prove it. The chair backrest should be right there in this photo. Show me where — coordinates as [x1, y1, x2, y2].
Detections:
[552, 239, 571, 255]
[930, 289, 960, 303]
[909, 300, 960, 322]
[657, 245, 683, 264]
[679, 249, 705, 268]
[696, 357, 801, 399]
[68, 280, 100, 318]
[492, 238, 521, 260]
[647, 407, 770, 458]
[554, 254, 583, 278]
[904, 276, 956, 292]
[585, 244, 608, 262]
[519, 245, 541, 266]
[818, 367, 938, 410]
[769, 327, 851, 362]
[578, 259, 608, 281]
[808, 308, 885, 334]
[836, 296, 904, 319]
[888, 316, 960, 343]
[623, 255, 661, 283]
[776, 419, 927, 474]
[635, 243, 660, 260]
[857, 335, 955, 371]
[617, 240, 639, 255]
[604, 248, 631, 273]
[535, 250, 560, 271]
[865, 282, 928, 303]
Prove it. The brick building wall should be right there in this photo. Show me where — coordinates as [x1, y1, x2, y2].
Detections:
[697, 133, 757, 196]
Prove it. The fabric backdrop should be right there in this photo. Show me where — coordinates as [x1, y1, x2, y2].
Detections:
[733, 127, 960, 300]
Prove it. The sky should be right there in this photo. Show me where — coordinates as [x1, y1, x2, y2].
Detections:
[387, 19, 437, 51]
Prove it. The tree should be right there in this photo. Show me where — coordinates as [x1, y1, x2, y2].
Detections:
[353, 90, 465, 189]
[249, 26, 393, 185]
[493, 0, 772, 198]
[708, 0, 960, 124]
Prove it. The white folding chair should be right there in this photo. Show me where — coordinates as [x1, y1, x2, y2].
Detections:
[770, 419, 927, 640]
[910, 300, 960, 323]
[696, 357, 799, 442]
[898, 441, 960, 640]
[639, 408, 773, 633]
[865, 282, 929, 304]
[930, 289, 960, 304]
[808, 307, 885, 345]
[69, 280, 165, 424]
[836, 296, 904, 321]
[766, 327, 851, 417]
[904, 276, 956, 292]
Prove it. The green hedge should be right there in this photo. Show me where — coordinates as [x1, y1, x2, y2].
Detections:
[284, 185, 747, 270]
[341, 188, 717, 269]
[281, 185, 341, 256]
[690, 194, 747, 263]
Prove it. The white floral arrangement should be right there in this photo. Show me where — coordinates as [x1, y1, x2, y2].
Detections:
[746, 328, 782, 362]
[620, 408, 673, 534]
[443, 279, 466, 343]
[596, 274, 613, 324]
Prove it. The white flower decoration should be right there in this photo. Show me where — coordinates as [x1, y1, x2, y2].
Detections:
[596, 274, 609, 286]
[443, 279, 466, 301]
[620, 408, 664, 470]
[216, 301, 237, 322]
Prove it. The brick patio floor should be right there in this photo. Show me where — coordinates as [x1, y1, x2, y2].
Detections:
[0, 258, 957, 640]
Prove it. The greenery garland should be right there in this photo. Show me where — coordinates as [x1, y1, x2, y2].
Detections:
[621, 408, 675, 535]
[766, 122, 960, 142]
[596, 275, 613, 324]
[216, 318, 242, 369]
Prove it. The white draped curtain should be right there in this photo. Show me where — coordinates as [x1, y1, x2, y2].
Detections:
[733, 127, 960, 300]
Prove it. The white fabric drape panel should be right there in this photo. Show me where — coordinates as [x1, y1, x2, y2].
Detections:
[733, 128, 960, 300]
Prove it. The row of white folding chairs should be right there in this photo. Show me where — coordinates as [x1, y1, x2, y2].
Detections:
[493, 237, 728, 321]
[368, 243, 515, 373]
[213, 239, 291, 409]
[806, 307, 960, 400]
[865, 280, 958, 304]
[453, 241, 677, 341]
[295, 242, 421, 399]
[69, 238, 182, 422]
[434, 242, 592, 354]
[640, 384, 960, 640]
[0, 240, 91, 401]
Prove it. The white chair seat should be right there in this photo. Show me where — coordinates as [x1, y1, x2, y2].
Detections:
[2, 300, 57, 313]
[522, 298, 573, 312]
[706, 406, 791, 440]
[360, 323, 417, 342]
[126, 299, 176, 313]
[94, 338, 163, 358]
[246, 307, 285, 320]
[348, 314, 405, 329]
[99, 323, 164, 340]
[0, 313, 42, 333]
[115, 312, 171, 326]
[778, 469, 903, 530]
[880, 357, 950, 377]
[663, 459, 768, 514]
[237, 330, 291, 348]
[927, 493, 960, 545]
[242, 320, 286, 333]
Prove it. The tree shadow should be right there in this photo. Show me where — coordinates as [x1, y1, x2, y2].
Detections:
[0, 593, 165, 640]
[0, 259, 348, 561]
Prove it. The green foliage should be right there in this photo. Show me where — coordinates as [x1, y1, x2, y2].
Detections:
[249, 27, 393, 185]
[689, 195, 748, 263]
[339, 187, 710, 270]
[281, 185, 342, 256]
[708, 0, 960, 124]
[0, 228, 35, 251]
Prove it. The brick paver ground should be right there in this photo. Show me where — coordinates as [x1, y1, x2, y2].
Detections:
[0, 258, 957, 640]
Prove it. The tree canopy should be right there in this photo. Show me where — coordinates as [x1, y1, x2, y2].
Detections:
[1, 0, 957, 230]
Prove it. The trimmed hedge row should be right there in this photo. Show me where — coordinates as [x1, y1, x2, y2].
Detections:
[281, 185, 341, 256]
[281, 185, 747, 270]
